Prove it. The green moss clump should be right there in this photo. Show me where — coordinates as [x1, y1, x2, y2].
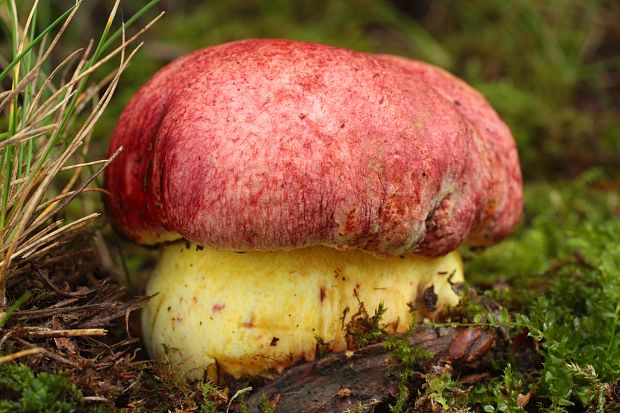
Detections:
[385, 171, 620, 412]
[456, 172, 619, 412]
[0, 361, 106, 413]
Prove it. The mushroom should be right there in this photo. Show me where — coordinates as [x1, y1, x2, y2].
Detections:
[104, 39, 522, 380]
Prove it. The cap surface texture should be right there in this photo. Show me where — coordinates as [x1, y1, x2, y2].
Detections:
[104, 39, 522, 257]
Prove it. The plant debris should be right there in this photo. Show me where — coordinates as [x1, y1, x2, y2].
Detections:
[0, 232, 149, 409]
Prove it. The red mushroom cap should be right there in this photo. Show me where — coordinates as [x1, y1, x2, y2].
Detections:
[104, 39, 522, 257]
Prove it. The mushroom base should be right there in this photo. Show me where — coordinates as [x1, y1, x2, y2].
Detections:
[142, 243, 464, 380]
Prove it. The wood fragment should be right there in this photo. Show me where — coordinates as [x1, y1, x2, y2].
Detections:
[246, 326, 495, 413]
[25, 327, 107, 338]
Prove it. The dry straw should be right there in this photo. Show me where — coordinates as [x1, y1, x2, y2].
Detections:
[0, 0, 163, 308]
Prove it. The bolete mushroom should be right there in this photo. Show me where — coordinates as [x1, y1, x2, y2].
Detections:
[104, 39, 522, 380]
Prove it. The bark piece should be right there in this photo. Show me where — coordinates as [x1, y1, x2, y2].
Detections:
[245, 325, 495, 412]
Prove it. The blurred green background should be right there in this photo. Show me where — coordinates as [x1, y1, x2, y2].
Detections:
[75, 0, 620, 181]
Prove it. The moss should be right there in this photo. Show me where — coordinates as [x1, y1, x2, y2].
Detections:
[383, 331, 433, 412]
[133, 348, 231, 412]
[443, 172, 620, 412]
[345, 299, 388, 349]
[0, 361, 106, 413]
[380, 171, 620, 412]
[258, 394, 275, 413]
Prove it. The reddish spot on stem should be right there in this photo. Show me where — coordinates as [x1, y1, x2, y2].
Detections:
[212, 303, 225, 313]
[243, 314, 255, 328]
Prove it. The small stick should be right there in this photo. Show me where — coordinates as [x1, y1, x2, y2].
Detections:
[26, 328, 107, 338]
[82, 396, 113, 404]
[0, 347, 44, 363]
[14, 338, 79, 367]
[227, 387, 253, 413]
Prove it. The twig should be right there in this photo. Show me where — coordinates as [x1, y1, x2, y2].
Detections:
[13, 303, 105, 320]
[0, 346, 44, 363]
[48, 297, 80, 309]
[14, 337, 79, 368]
[0, 330, 15, 348]
[25, 327, 107, 338]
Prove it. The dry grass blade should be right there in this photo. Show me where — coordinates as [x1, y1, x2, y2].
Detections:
[0, 219, 61, 257]
[4, 168, 46, 217]
[0, 347, 44, 363]
[0, 48, 84, 114]
[25, 48, 135, 230]
[60, 159, 110, 171]
[0, 1, 81, 112]
[27, 11, 163, 126]
[26, 43, 86, 119]
[35, 188, 107, 212]
[0, 124, 57, 150]
[0, 213, 99, 267]
[0, 1, 159, 306]
[21, 213, 99, 259]
[28, 140, 123, 240]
